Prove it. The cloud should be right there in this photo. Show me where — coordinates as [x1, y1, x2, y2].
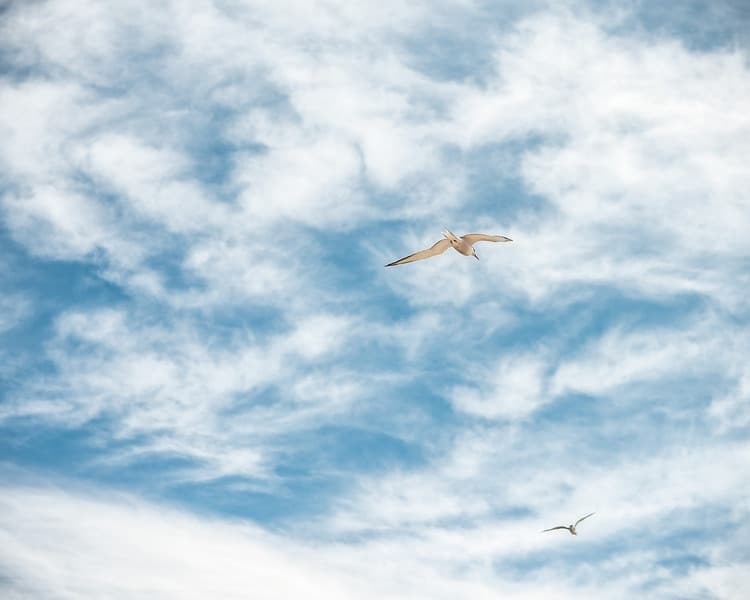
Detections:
[77, 133, 229, 233]
[2, 481, 748, 600]
[0, 484, 352, 600]
[708, 367, 750, 431]
[445, 308, 750, 430]
[451, 353, 547, 419]
[550, 316, 716, 398]
[0, 294, 31, 334]
[234, 131, 368, 228]
[0, 80, 88, 183]
[3, 185, 142, 266]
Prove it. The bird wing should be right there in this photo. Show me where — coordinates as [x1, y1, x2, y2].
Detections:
[461, 233, 513, 244]
[385, 239, 451, 267]
[575, 512, 595, 527]
[541, 526, 569, 533]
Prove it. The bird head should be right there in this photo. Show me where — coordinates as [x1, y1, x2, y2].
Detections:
[442, 229, 459, 244]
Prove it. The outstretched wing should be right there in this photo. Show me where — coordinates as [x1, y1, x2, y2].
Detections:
[542, 526, 569, 533]
[575, 512, 595, 527]
[461, 233, 513, 245]
[385, 239, 451, 267]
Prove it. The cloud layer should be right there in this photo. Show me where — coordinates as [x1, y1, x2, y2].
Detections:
[1, 0, 749, 598]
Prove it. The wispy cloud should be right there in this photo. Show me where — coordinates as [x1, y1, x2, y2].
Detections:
[0, 294, 31, 334]
[2, 307, 364, 480]
[451, 352, 548, 419]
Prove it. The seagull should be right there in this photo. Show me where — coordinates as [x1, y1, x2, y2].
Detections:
[385, 230, 513, 267]
[542, 512, 595, 536]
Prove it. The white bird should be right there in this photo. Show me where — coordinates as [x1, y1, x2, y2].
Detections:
[385, 230, 513, 267]
[542, 512, 595, 536]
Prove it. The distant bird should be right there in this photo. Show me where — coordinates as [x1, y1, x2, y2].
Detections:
[385, 230, 513, 267]
[542, 512, 595, 536]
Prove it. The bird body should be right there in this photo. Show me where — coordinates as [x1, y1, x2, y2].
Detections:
[542, 512, 595, 536]
[385, 230, 512, 267]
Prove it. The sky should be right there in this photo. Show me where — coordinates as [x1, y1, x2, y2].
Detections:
[1, 0, 749, 598]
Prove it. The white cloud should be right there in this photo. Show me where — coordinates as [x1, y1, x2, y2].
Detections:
[0, 80, 88, 182]
[0, 484, 351, 600]
[550, 321, 709, 398]
[451, 353, 547, 419]
[709, 367, 750, 431]
[444, 309, 750, 425]
[2, 185, 144, 268]
[234, 132, 368, 228]
[3, 481, 746, 600]
[77, 133, 229, 233]
[690, 564, 750, 600]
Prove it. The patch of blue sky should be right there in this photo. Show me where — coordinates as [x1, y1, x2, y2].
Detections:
[461, 143, 554, 218]
[399, 1, 545, 84]
[613, 0, 750, 51]
[533, 386, 714, 462]
[0, 418, 191, 481]
[161, 476, 345, 524]
[350, 380, 458, 441]
[153, 423, 427, 525]
[0, 234, 123, 361]
[280, 424, 426, 477]
[500, 533, 715, 591]
[179, 94, 290, 190]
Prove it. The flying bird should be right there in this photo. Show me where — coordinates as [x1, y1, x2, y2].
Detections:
[542, 512, 596, 536]
[385, 230, 513, 267]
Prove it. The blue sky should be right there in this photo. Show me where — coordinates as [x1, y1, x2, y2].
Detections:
[1, 0, 749, 598]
